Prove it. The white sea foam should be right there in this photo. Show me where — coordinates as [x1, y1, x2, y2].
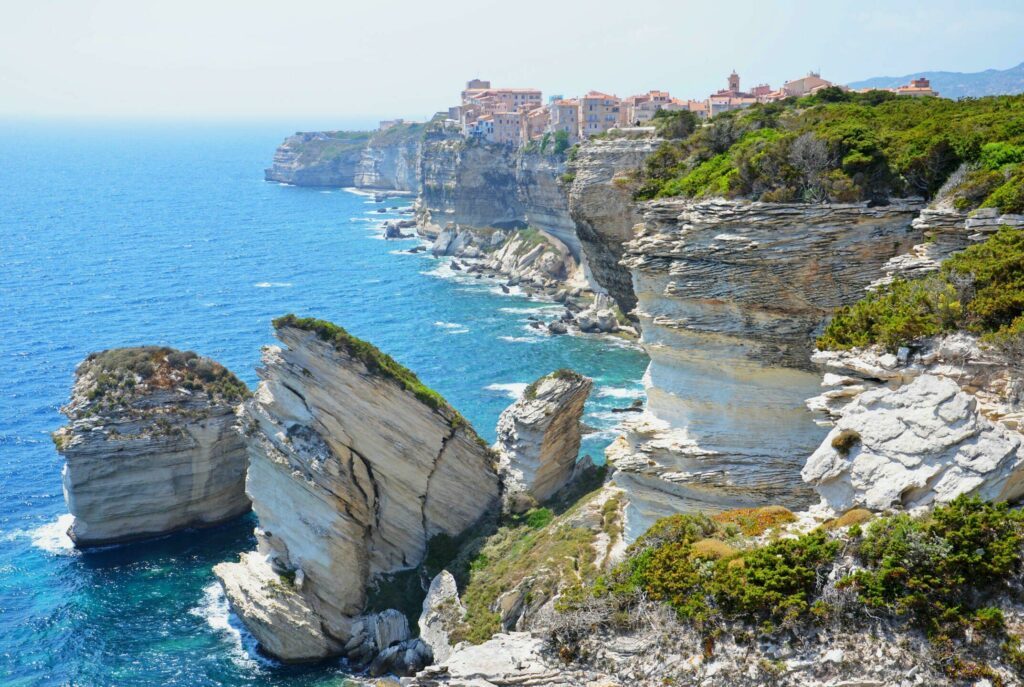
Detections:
[499, 336, 543, 344]
[190, 583, 274, 669]
[29, 514, 75, 554]
[254, 282, 292, 288]
[498, 305, 564, 315]
[434, 322, 470, 335]
[485, 382, 528, 399]
[597, 386, 643, 399]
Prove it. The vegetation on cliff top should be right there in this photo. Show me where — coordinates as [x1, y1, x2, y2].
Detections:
[558, 497, 1024, 682]
[817, 227, 1024, 351]
[634, 91, 1024, 209]
[80, 346, 249, 406]
[273, 315, 479, 433]
[522, 368, 584, 401]
[291, 130, 373, 165]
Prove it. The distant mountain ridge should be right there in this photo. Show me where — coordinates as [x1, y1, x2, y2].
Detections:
[849, 61, 1024, 99]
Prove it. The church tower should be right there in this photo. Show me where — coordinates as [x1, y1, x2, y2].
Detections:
[728, 70, 740, 93]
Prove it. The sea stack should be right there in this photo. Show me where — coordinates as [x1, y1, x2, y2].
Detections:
[53, 347, 251, 548]
[214, 315, 500, 664]
[495, 369, 593, 511]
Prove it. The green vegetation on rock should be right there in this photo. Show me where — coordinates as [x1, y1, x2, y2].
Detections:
[81, 346, 249, 405]
[634, 92, 1024, 208]
[523, 368, 583, 401]
[817, 227, 1024, 351]
[567, 497, 1024, 681]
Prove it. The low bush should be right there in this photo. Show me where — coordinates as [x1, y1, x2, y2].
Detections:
[633, 93, 1024, 209]
[817, 227, 1024, 351]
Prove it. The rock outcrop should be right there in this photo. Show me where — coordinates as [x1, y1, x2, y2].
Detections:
[417, 571, 464, 664]
[495, 370, 593, 510]
[804, 334, 1024, 512]
[53, 347, 250, 548]
[611, 199, 926, 539]
[419, 137, 524, 233]
[567, 134, 660, 313]
[353, 123, 424, 191]
[264, 131, 373, 186]
[214, 316, 500, 663]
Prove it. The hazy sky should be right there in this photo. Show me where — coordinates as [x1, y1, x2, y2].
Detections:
[1, 0, 1022, 125]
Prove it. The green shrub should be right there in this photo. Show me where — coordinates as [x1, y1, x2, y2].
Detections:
[525, 508, 554, 529]
[818, 227, 1024, 351]
[633, 94, 1024, 208]
[843, 496, 1024, 637]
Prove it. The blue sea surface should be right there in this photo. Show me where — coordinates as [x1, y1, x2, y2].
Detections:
[0, 122, 648, 686]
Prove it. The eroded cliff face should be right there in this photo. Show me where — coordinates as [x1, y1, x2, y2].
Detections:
[264, 131, 373, 186]
[805, 335, 1024, 513]
[567, 135, 660, 313]
[214, 320, 499, 663]
[353, 124, 424, 191]
[54, 348, 250, 548]
[495, 370, 593, 509]
[418, 137, 526, 233]
[610, 199, 926, 539]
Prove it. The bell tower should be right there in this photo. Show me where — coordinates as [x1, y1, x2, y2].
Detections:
[728, 70, 740, 93]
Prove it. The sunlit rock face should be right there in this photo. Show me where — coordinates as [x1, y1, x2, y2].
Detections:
[567, 135, 660, 313]
[805, 334, 1024, 513]
[215, 320, 499, 662]
[54, 347, 250, 548]
[612, 198, 925, 540]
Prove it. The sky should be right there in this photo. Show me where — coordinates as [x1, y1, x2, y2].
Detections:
[1, 0, 1022, 126]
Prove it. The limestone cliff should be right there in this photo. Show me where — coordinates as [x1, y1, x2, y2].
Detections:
[264, 131, 373, 186]
[353, 122, 425, 191]
[418, 136, 524, 233]
[567, 134, 660, 313]
[610, 199, 925, 539]
[804, 334, 1024, 512]
[495, 370, 593, 510]
[214, 316, 499, 663]
[53, 347, 250, 548]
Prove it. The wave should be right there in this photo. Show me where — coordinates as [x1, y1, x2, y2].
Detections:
[485, 382, 528, 399]
[190, 583, 274, 669]
[597, 386, 644, 399]
[29, 514, 76, 554]
[498, 305, 564, 315]
[254, 282, 292, 288]
[499, 336, 544, 344]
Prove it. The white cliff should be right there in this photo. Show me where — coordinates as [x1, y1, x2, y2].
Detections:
[612, 198, 925, 540]
[214, 316, 500, 664]
[495, 370, 593, 510]
[53, 347, 250, 548]
[804, 334, 1024, 512]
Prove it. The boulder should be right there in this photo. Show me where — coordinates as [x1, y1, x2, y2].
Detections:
[803, 374, 1024, 512]
[214, 552, 338, 663]
[214, 316, 499, 662]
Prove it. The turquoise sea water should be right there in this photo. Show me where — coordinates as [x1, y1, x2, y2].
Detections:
[0, 122, 648, 686]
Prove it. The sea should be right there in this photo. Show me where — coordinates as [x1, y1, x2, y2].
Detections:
[0, 121, 648, 686]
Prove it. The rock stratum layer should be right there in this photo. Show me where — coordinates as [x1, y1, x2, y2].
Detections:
[214, 317, 499, 663]
[610, 199, 926, 539]
[54, 347, 250, 548]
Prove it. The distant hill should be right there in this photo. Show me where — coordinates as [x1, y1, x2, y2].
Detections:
[849, 61, 1024, 99]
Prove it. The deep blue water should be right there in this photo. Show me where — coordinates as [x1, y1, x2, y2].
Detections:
[0, 122, 647, 686]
